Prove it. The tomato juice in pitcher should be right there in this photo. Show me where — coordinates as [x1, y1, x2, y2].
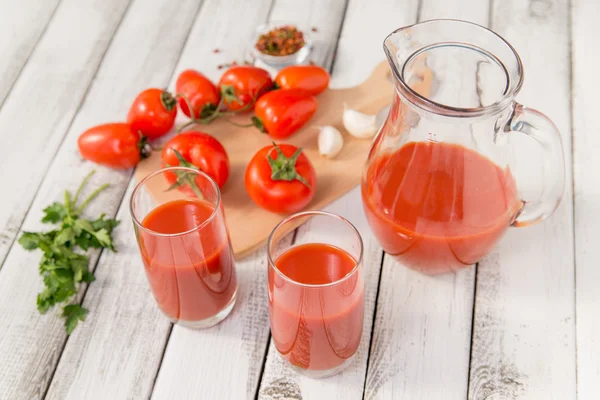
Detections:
[362, 20, 565, 274]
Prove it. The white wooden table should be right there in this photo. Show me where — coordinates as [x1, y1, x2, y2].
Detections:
[0, 0, 596, 399]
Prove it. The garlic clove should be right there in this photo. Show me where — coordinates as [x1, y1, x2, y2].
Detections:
[343, 103, 378, 139]
[318, 125, 344, 159]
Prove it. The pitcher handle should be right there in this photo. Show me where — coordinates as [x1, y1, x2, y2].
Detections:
[508, 103, 566, 227]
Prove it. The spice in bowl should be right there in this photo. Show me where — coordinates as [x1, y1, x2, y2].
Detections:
[255, 25, 306, 57]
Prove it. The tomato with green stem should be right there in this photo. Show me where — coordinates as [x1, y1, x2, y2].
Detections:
[252, 89, 317, 139]
[219, 66, 273, 111]
[78, 123, 150, 169]
[175, 70, 221, 119]
[161, 131, 230, 189]
[127, 88, 177, 139]
[245, 143, 316, 213]
[275, 65, 330, 96]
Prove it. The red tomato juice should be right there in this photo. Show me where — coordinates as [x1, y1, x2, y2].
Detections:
[139, 198, 237, 323]
[269, 243, 364, 372]
[362, 141, 521, 274]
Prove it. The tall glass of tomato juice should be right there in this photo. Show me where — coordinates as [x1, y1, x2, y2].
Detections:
[130, 167, 237, 329]
[267, 211, 365, 378]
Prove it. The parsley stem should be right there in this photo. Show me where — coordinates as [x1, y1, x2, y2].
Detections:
[73, 170, 96, 208]
[64, 190, 72, 218]
[77, 183, 109, 214]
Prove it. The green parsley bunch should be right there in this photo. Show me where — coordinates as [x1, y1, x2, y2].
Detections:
[18, 171, 119, 333]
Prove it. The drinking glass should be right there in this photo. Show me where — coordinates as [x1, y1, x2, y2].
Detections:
[267, 211, 364, 378]
[131, 167, 237, 329]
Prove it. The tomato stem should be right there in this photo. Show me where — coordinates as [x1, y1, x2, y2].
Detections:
[224, 118, 254, 128]
[176, 90, 257, 133]
[160, 90, 177, 111]
[165, 149, 205, 199]
[137, 135, 154, 159]
[266, 142, 311, 188]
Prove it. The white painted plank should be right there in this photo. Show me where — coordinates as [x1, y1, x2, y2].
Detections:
[153, 1, 348, 399]
[468, 0, 576, 399]
[0, 0, 60, 108]
[0, 0, 202, 398]
[418, 0, 489, 24]
[0, 0, 131, 267]
[572, 0, 600, 398]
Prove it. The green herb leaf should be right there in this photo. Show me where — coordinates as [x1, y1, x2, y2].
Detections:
[91, 215, 119, 233]
[94, 229, 113, 249]
[82, 271, 95, 283]
[74, 219, 116, 251]
[23, 171, 118, 334]
[54, 227, 76, 246]
[41, 202, 67, 224]
[19, 232, 44, 250]
[63, 304, 88, 335]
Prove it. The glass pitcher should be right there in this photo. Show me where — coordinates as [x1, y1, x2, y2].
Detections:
[361, 19, 565, 275]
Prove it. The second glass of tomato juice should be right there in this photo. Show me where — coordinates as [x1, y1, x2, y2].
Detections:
[267, 211, 365, 378]
[130, 167, 237, 328]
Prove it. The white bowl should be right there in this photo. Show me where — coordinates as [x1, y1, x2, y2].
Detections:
[250, 21, 312, 68]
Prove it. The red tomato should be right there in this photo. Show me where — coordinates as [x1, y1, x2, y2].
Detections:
[245, 143, 316, 213]
[175, 70, 220, 119]
[78, 123, 146, 169]
[127, 88, 177, 139]
[219, 66, 273, 111]
[253, 89, 317, 139]
[275, 65, 330, 96]
[161, 131, 230, 188]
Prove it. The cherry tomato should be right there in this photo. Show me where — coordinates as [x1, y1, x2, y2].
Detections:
[253, 89, 317, 139]
[219, 66, 273, 111]
[175, 69, 220, 119]
[275, 65, 330, 96]
[78, 123, 146, 169]
[126, 88, 177, 139]
[162, 131, 230, 189]
[245, 143, 316, 213]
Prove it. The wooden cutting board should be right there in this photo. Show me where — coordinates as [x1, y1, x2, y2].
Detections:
[135, 61, 394, 259]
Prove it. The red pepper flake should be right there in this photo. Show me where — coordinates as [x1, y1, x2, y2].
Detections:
[308, 60, 316, 65]
[311, 27, 318, 32]
[213, 48, 221, 53]
[255, 25, 306, 56]
[217, 64, 224, 70]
